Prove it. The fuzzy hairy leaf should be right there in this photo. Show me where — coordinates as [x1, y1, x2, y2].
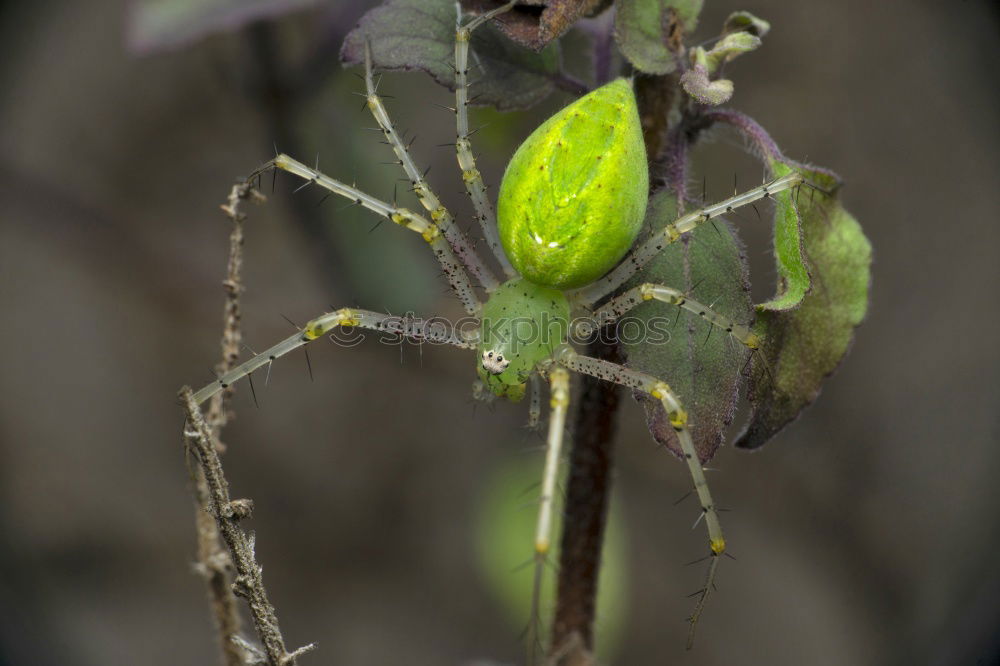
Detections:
[615, 0, 703, 74]
[736, 163, 872, 449]
[703, 31, 762, 71]
[461, 0, 613, 51]
[680, 34, 761, 107]
[680, 61, 734, 105]
[341, 0, 560, 111]
[622, 192, 753, 463]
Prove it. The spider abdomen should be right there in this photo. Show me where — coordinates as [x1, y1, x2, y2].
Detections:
[497, 78, 648, 290]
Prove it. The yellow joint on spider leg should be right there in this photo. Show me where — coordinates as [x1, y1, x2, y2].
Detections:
[550, 392, 569, 409]
[745, 332, 762, 349]
[462, 168, 481, 184]
[431, 207, 447, 222]
[665, 225, 681, 243]
[391, 211, 429, 236]
[649, 381, 671, 400]
[710, 537, 726, 555]
[536, 540, 550, 556]
[456, 28, 471, 43]
[421, 224, 441, 243]
[304, 309, 358, 340]
[639, 283, 656, 301]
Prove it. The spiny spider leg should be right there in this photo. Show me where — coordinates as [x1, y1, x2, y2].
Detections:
[574, 171, 804, 306]
[191, 308, 475, 405]
[588, 283, 761, 352]
[552, 345, 724, 649]
[252, 155, 481, 315]
[454, 1, 518, 279]
[361, 42, 500, 292]
[527, 366, 570, 666]
[591, 282, 779, 391]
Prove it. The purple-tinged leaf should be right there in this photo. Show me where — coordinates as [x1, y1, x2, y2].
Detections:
[461, 0, 613, 52]
[623, 191, 753, 463]
[680, 60, 733, 105]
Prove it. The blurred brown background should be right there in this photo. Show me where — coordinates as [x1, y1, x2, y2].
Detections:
[1, 1, 998, 664]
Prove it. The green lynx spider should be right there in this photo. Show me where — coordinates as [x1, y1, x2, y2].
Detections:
[188, 1, 804, 654]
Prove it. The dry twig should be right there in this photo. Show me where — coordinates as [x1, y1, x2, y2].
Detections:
[185, 182, 312, 665]
[182, 387, 317, 666]
[207, 182, 265, 435]
[190, 182, 262, 665]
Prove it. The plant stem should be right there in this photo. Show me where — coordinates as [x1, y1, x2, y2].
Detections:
[192, 182, 260, 666]
[549, 333, 623, 666]
[182, 388, 316, 666]
[548, 39, 686, 661]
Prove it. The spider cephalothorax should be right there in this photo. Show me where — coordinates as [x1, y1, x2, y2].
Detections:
[476, 278, 569, 400]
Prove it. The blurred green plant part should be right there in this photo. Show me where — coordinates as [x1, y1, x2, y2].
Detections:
[127, 0, 319, 54]
[296, 82, 439, 313]
[623, 192, 753, 462]
[736, 162, 872, 449]
[341, 0, 561, 111]
[475, 457, 628, 658]
[614, 0, 704, 74]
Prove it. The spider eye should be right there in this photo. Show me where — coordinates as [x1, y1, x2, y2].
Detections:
[488, 351, 494, 357]
[497, 355, 503, 362]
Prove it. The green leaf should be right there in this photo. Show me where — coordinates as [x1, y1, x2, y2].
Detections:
[127, 0, 320, 54]
[615, 0, 704, 74]
[735, 165, 872, 449]
[758, 161, 812, 311]
[703, 31, 762, 72]
[622, 191, 753, 463]
[340, 0, 561, 111]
